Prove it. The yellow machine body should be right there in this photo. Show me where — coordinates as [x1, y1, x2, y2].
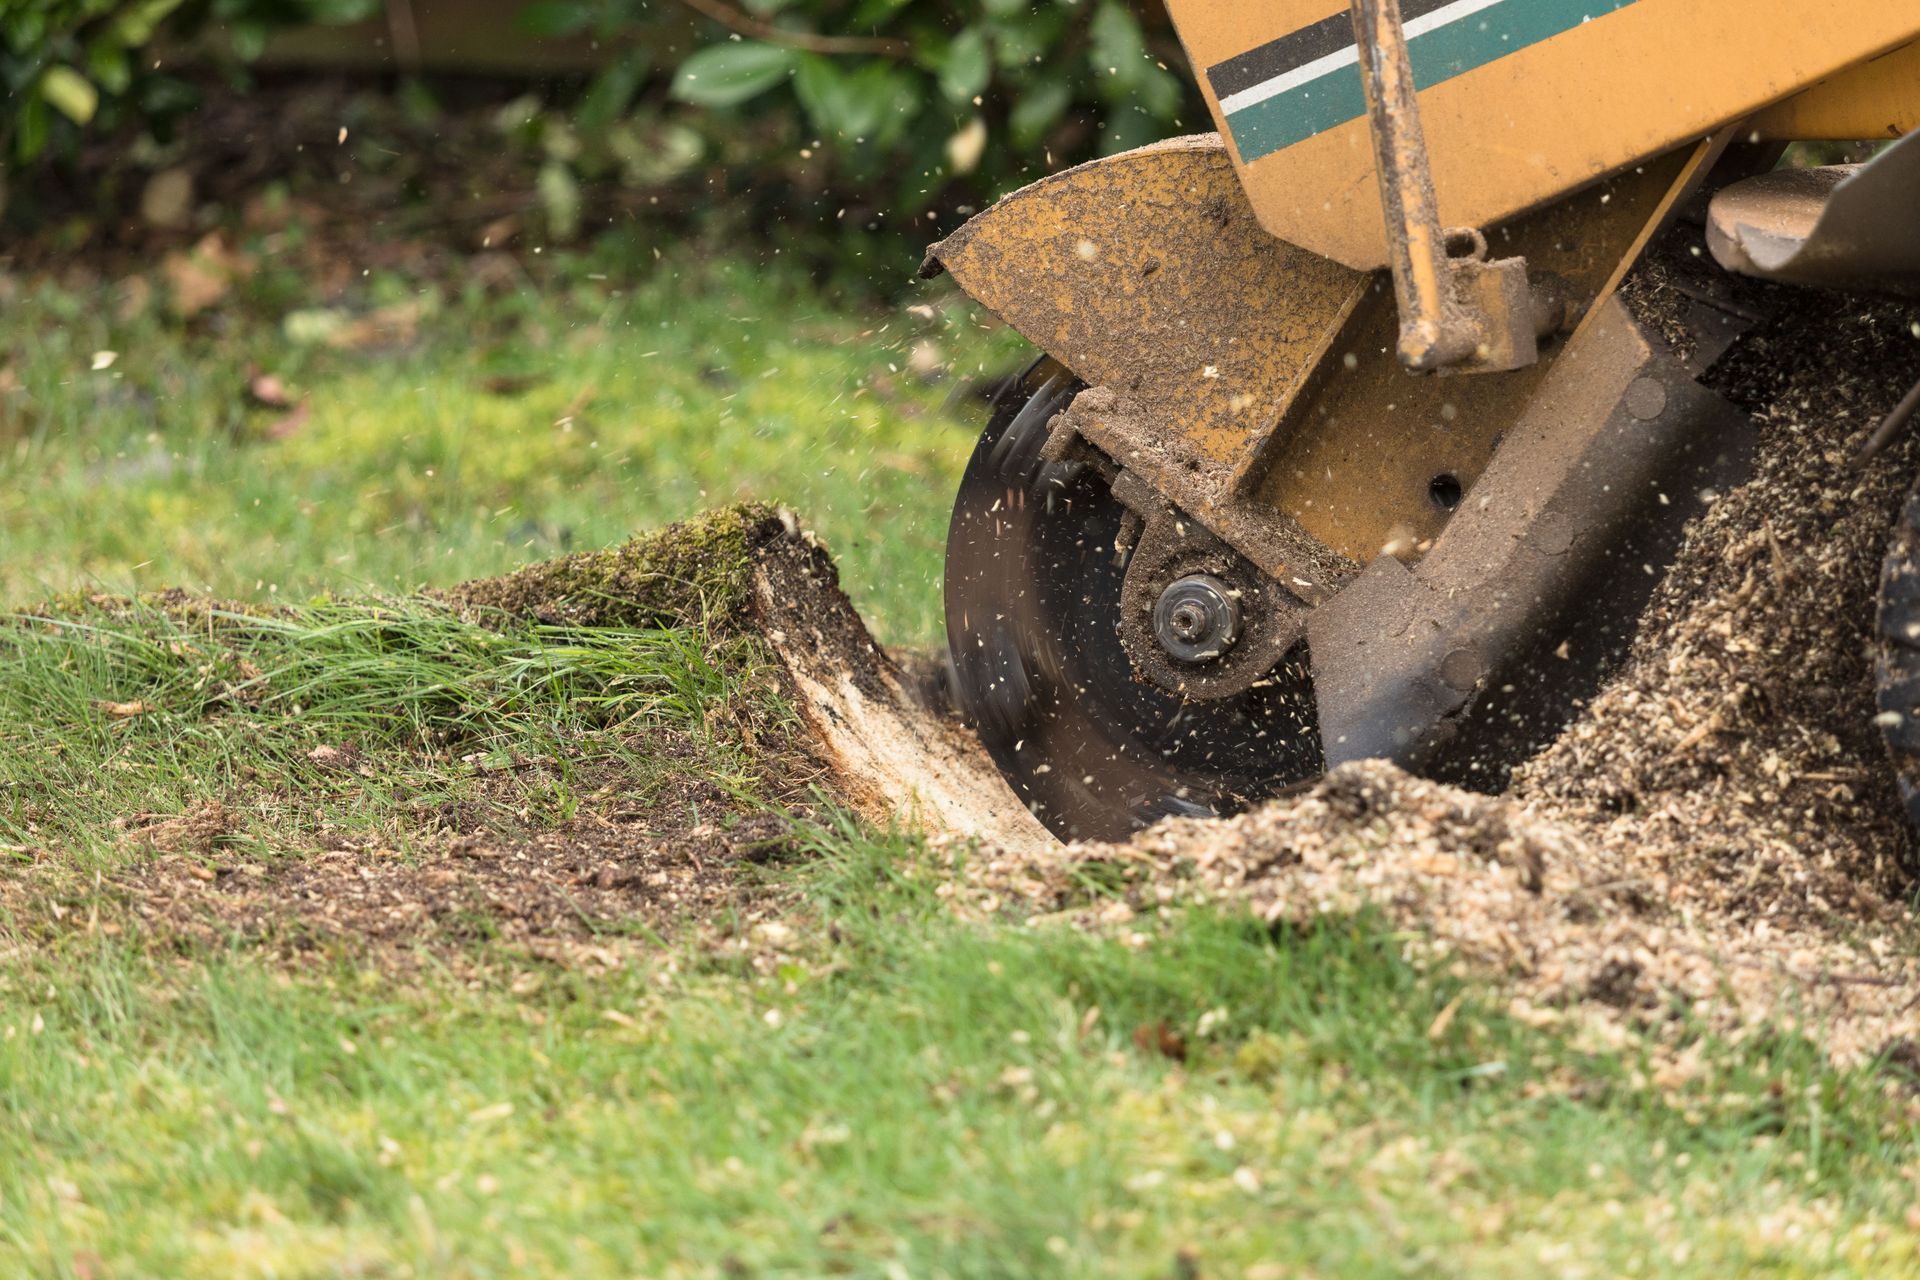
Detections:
[932, 1, 1920, 841]
[1163, 0, 1920, 270]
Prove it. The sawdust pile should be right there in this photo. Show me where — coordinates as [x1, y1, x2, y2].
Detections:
[951, 282, 1920, 1066]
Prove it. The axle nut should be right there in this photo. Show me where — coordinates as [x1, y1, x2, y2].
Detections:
[1153, 575, 1241, 664]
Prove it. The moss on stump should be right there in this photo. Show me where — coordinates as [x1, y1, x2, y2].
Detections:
[439, 503, 790, 632]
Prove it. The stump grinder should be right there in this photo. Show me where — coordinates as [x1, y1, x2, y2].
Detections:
[931, 0, 1920, 841]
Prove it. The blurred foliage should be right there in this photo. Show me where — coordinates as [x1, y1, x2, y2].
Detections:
[2, 0, 1205, 287]
[658, 0, 1197, 163]
[0, 0, 377, 164]
[630, 0, 1196, 212]
[504, 0, 1205, 276]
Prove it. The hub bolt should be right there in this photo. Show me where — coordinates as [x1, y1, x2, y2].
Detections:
[1153, 575, 1241, 664]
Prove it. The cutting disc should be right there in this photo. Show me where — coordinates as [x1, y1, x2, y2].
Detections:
[944, 360, 1323, 842]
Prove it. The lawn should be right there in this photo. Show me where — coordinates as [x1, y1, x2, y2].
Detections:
[0, 238, 1013, 647]
[2, 244, 1917, 1278]
[7, 820, 1918, 1276]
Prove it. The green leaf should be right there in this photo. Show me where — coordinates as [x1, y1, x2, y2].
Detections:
[849, 0, 915, 26]
[40, 66, 98, 126]
[1008, 80, 1071, 147]
[518, 0, 593, 37]
[795, 55, 905, 140]
[1100, 106, 1162, 157]
[576, 53, 648, 134]
[536, 160, 582, 240]
[136, 74, 199, 120]
[1089, 1, 1147, 87]
[85, 38, 132, 96]
[227, 21, 269, 61]
[670, 42, 794, 109]
[609, 122, 705, 185]
[15, 97, 50, 162]
[1134, 64, 1183, 120]
[296, 0, 384, 23]
[110, 0, 187, 48]
[938, 26, 991, 104]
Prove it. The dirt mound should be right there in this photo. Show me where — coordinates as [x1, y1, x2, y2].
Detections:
[964, 760, 1920, 1066]
[1517, 286, 1920, 917]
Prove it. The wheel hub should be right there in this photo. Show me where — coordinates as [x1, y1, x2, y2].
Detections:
[1154, 575, 1240, 663]
[944, 359, 1323, 841]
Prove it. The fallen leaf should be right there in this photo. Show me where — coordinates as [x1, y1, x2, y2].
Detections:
[97, 700, 149, 718]
[335, 304, 415, 350]
[165, 257, 228, 315]
[1132, 1021, 1187, 1062]
[475, 215, 520, 251]
[481, 372, 546, 396]
[139, 168, 195, 230]
[114, 276, 153, 323]
[1427, 992, 1465, 1041]
[161, 234, 249, 318]
[286, 300, 425, 352]
[247, 372, 293, 408]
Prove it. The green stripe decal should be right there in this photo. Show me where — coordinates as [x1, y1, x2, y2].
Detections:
[1224, 0, 1641, 162]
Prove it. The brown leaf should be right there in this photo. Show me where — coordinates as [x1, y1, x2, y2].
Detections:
[1427, 992, 1465, 1041]
[308, 300, 424, 353]
[139, 168, 195, 231]
[124, 803, 234, 855]
[475, 215, 520, 251]
[160, 233, 250, 318]
[480, 373, 546, 397]
[114, 276, 153, 323]
[247, 372, 294, 409]
[97, 700, 150, 718]
[1132, 1020, 1187, 1062]
[307, 743, 362, 769]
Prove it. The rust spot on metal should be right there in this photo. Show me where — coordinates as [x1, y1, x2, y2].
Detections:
[1255, 150, 1696, 567]
[925, 135, 1368, 472]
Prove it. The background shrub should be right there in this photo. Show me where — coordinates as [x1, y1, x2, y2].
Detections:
[2, 0, 1206, 285]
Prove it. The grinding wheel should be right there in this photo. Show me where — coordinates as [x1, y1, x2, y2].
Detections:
[943, 359, 1323, 843]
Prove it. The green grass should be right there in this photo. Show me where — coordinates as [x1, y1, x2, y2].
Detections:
[4, 824, 1918, 1277]
[0, 591, 773, 863]
[3, 242, 1917, 1276]
[0, 239, 1013, 646]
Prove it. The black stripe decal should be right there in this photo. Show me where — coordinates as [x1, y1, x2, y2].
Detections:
[1206, 0, 1454, 100]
